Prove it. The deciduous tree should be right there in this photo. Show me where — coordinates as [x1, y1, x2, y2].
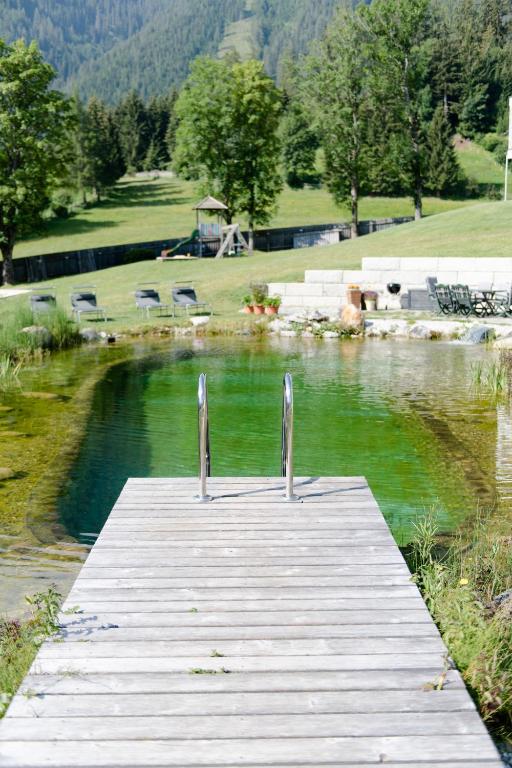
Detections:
[307, 6, 372, 237]
[174, 58, 283, 252]
[0, 39, 71, 284]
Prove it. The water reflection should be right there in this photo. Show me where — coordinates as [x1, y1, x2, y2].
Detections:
[0, 337, 507, 613]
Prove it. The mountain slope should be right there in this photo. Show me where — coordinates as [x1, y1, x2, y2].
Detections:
[0, 0, 339, 101]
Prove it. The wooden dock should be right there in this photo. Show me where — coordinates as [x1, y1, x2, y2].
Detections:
[0, 477, 503, 767]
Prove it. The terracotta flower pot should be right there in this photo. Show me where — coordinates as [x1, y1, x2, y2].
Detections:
[347, 289, 362, 309]
[243, 305, 254, 314]
[265, 306, 278, 315]
[253, 305, 265, 315]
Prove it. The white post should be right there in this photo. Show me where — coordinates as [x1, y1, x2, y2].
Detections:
[506, 97, 512, 201]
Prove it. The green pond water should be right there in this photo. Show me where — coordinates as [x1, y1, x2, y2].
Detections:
[1, 337, 510, 613]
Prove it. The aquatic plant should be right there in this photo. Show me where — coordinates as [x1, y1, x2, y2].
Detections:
[0, 356, 22, 391]
[408, 512, 512, 735]
[472, 351, 512, 398]
[0, 305, 81, 369]
[0, 586, 62, 717]
[41, 307, 82, 351]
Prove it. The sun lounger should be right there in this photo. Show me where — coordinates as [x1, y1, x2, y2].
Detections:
[171, 284, 212, 316]
[29, 289, 56, 314]
[135, 284, 170, 318]
[70, 285, 107, 322]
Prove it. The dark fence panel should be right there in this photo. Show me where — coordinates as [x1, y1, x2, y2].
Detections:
[9, 217, 414, 285]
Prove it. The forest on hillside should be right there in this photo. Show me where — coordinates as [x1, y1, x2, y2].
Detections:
[0, 0, 339, 101]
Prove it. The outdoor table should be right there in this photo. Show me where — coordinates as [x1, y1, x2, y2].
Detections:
[473, 287, 498, 316]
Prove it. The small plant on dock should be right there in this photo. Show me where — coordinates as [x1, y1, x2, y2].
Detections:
[0, 586, 62, 716]
[407, 512, 512, 734]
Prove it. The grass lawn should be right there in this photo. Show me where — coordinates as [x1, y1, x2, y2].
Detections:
[456, 138, 509, 186]
[13, 176, 480, 260]
[4, 199, 511, 331]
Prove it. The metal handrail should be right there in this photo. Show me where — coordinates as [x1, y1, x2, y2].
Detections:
[196, 373, 212, 502]
[281, 372, 299, 501]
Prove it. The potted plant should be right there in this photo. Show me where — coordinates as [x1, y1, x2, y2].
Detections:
[347, 284, 362, 308]
[252, 286, 266, 315]
[363, 290, 378, 311]
[242, 295, 254, 314]
[264, 296, 281, 315]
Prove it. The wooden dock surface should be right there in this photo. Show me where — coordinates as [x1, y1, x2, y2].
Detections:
[0, 477, 503, 767]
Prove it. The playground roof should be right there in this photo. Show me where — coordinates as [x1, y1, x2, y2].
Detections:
[193, 196, 228, 211]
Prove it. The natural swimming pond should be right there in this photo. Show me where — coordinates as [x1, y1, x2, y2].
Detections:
[1, 337, 511, 612]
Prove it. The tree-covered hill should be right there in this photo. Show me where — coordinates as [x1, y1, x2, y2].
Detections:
[0, 0, 339, 101]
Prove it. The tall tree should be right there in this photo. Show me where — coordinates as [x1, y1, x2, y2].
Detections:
[0, 39, 71, 284]
[115, 91, 149, 172]
[281, 100, 319, 189]
[174, 57, 283, 252]
[426, 105, 462, 195]
[85, 97, 124, 200]
[68, 92, 93, 205]
[307, 5, 372, 237]
[365, 0, 433, 220]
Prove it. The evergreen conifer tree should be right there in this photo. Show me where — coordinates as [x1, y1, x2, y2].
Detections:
[426, 105, 462, 196]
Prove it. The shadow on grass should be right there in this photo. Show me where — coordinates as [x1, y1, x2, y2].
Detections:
[21, 218, 120, 244]
[100, 182, 194, 209]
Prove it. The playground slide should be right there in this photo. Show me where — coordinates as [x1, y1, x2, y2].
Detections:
[166, 229, 199, 256]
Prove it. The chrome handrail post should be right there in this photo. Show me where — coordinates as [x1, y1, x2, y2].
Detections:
[196, 372, 212, 502]
[281, 372, 299, 501]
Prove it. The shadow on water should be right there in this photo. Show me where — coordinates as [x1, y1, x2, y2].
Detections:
[57, 356, 155, 543]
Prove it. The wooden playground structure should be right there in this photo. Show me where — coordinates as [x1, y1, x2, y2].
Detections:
[160, 196, 248, 259]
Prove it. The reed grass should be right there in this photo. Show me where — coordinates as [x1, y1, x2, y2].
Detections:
[408, 512, 512, 736]
[472, 350, 512, 398]
[0, 306, 81, 369]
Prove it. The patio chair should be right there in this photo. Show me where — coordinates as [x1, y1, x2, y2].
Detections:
[135, 284, 170, 318]
[450, 284, 485, 316]
[70, 285, 107, 322]
[171, 284, 212, 316]
[29, 289, 56, 314]
[433, 284, 456, 315]
[425, 277, 440, 312]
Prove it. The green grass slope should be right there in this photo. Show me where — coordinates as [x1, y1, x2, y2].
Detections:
[330, 200, 512, 260]
[6, 199, 510, 331]
[14, 177, 478, 260]
[455, 138, 508, 187]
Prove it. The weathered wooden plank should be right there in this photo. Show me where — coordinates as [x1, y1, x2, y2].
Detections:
[0, 712, 488, 740]
[105, 518, 387, 528]
[82, 547, 403, 568]
[29, 652, 450, 675]
[78, 563, 411, 578]
[66, 586, 418, 601]
[92, 534, 396, 548]
[0, 736, 501, 766]
[8, 689, 473, 718]
[18, 669, 466, 695]
[55, 624, 440, 642]
[58, 608, 434, 628]
[110, 503, 382, 513]
[38, 636, 445, 658]
[100, 525, 390, 537]
[60, 598, 427, 613]
[74, 575, 411, 588]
